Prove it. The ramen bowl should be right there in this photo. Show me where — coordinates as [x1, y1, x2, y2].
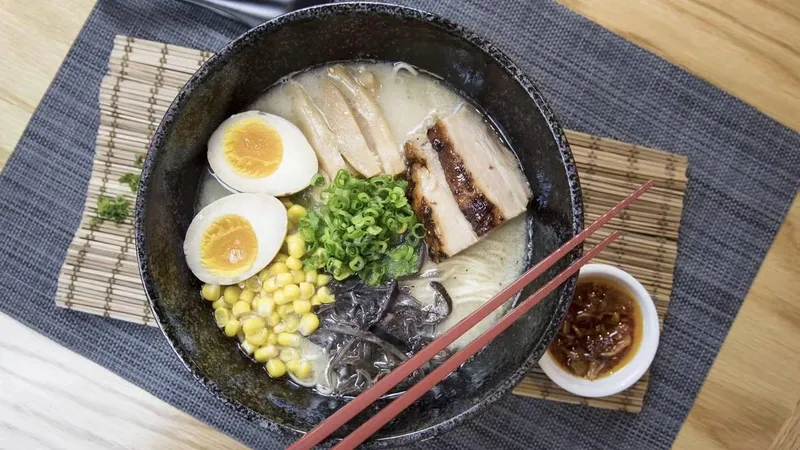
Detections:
[135, 3, 583, 447]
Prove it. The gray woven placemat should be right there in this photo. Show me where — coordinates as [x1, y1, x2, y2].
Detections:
[0, 0, 797, 448]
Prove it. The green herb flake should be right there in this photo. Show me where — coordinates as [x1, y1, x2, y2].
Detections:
[94, 195, 130, 224]
[119, 173, 141, 192]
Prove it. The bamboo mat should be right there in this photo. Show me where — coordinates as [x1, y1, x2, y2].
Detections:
[56, 36, 687, 413]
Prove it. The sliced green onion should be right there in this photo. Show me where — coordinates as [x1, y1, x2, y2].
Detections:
[296, 169, 423, 285]
[311, 173, 326, 187]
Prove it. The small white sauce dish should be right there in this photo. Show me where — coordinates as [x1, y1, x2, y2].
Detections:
[538, 263, 660, 398]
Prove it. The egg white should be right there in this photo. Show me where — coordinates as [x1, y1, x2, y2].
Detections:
[184, 193, 287, 285]
[207, 111, 318, 196]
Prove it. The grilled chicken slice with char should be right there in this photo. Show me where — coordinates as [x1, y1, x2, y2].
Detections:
[404, 135, 478, 262]
[427, 106, 532, 236]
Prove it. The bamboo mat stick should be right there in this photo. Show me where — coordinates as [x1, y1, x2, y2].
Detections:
[56, 35, 688, 415]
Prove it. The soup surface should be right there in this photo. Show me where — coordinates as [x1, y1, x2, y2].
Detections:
[191, 61, 530, 395]
[255, 62, 528, 343]
[548, 276, 642, 379]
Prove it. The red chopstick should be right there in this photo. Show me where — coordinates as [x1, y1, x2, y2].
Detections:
[335, 230, 620, 449]
[288, 180, 654, 450]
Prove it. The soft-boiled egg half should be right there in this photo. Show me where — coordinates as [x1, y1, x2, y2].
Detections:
[184, 193, 287, 285]
[208, 111, 318, 196]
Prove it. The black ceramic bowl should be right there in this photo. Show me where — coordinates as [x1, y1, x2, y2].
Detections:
[136, 3, 582, 447]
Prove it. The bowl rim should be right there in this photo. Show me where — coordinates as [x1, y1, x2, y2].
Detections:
[135, 2, 584, 447]
[538, 263, 660, 398]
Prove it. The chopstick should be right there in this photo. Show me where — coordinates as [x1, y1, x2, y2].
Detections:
[335, 230, 620, 448]
[289, 180, 654, 450]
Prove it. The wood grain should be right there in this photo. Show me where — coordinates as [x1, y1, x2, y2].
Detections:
[557, 0, 800, 134]
[0, 0, 798, 448]
[0, 312, 246, 450]
[771, 400, 800, 450]
[0, 0, 97, 170]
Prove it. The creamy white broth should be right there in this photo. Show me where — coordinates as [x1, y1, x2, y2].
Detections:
[250, 62, 464, 151]
[247, 62, 528, 349]
[195, 61, 529, 395]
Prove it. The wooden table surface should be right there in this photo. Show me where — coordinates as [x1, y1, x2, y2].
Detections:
[0, 1, 798, 448]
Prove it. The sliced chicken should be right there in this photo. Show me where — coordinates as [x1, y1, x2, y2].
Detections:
[404, 135, 477, 262]
[318, 80, 382, 177]
[327, 65, 406, 175]
[288, 82, 349, 179]
[427, 106, 532, 236]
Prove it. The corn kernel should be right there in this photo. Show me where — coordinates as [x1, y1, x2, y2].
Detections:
[279, 348, 299, 361]
[266, 358, 287, 378]
[202, 284, 221, 301]
[283, 284, 301, 301]
[286, 234, 306, 258]
[258, 268, 271, 281]
[263, 276, 278, 293]
[256, 296, 275, 317]
[299, 282, 315, 300]
[273, 323, 287, 334]
[293, 299, 312, 315]
[240, 341, 257, 355]
[242, 317, 266, 336]
[295, 359, 312, 379]
[266, 312, 281, 327]
[244, 276, 259, 291]
[311, 296, 322, 306]
[287, 204, 308, 223]
[316, 286, 331, 297]
[239, 288, 255, 305]
[214, 308, 230, 328]
[224, 319, 240, 337]
[280, 197, 294, 209]
[285, 256, 303, 271]
[277, 332, 301, 347]
[270, 262, 290, 275]
[276, 272, 294, 287]
[316, 274, 331, 287]
[211, 298, 227, 310]
[231, 300, 251, 318]
[223, 285, 241, 305]
[267, 333, 278, 345]
[273, 288, 287, 305]
[320, 294, 335, 304]
[304, 269, 318, 284]
[286, 359, 300, 373]
[277, 303, 294, 318]
[275, 253, 289, 262]
[298, 313, 320, 336]
[246, 328, 270, 346]
[283, 314, 300, 332]
[254, 344, 279, 362]
[291, 269, 305, 284]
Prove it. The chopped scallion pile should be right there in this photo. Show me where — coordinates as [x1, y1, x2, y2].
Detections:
[298, 170, 424, 284]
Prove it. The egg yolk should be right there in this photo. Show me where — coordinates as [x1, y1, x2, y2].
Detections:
[222, 118, 283, 178]
[200, 214, 258, 275]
